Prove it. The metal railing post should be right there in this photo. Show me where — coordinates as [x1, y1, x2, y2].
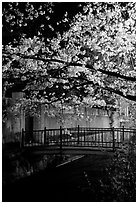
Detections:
[84, 129, 85, 145]
[112, 127, 115, 152]
[122, 126, 125, 142]
[77, 125, 80, 145]
[21, 128, 24, 148]
[44, 127, 46, 145]
[102, 131, 104, 147]
[60, 126, 62, 153]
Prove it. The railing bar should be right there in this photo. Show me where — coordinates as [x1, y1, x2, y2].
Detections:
[54, 130, 57, 144]
[102, 131, 103, 147]
[52, 130, 54, 144]
[40, 131, 42, 144]
[95, 131, 97, 146]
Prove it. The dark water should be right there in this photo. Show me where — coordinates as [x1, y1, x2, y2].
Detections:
[3, 154, 112, 202]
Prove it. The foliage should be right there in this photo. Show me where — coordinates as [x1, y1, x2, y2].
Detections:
[2, 2, 85, 45]
[2, 2, 136, 118]
[53, 2, 136, 101]
[100, 140, 136, 201]
[119, 98, 136, 128]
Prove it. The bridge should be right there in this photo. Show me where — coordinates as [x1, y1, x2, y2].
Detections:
[21, 126, 136, 155]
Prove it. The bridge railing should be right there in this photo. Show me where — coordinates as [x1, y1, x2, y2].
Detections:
[21, 126, 136, 151]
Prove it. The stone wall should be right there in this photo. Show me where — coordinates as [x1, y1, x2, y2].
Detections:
[3, 92, 25, 143]
[34, 106, 116, 130]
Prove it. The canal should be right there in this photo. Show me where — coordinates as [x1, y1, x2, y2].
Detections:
[3, 154, 112, 202]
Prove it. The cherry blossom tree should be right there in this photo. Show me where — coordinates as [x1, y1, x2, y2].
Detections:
[2, 2, 136, 118]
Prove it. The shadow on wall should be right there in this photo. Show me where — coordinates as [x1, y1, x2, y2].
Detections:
[3, 131, 21, 145]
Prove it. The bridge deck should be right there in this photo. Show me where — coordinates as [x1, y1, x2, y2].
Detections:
[23, 145, 120, 155]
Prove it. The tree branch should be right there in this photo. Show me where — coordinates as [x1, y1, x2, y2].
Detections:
[103, 87, 136, 102]
[97, 68, 136, 82]
[69, 80, 136, 102]
[16, 54, 136, 82]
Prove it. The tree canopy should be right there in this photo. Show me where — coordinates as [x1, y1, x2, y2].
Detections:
[2, 2, 136, 117]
